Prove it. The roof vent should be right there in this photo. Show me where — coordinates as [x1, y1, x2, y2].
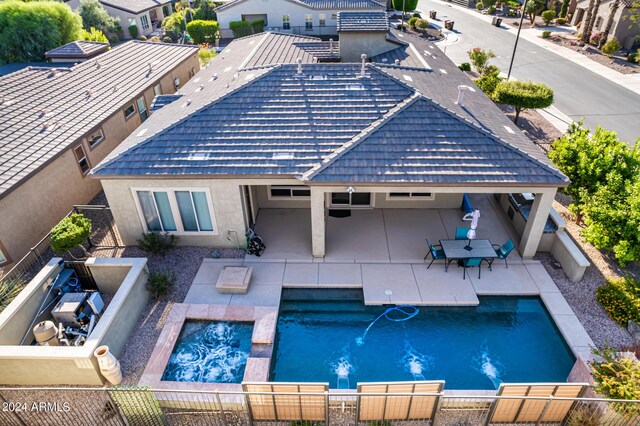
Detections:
[456, 85, 470, 107]
[148, 62, 153, 73]
[49, 69, 58, 77]
[395, 59, 401, 65]
[359, 54, 367, 78]
[198, 84, 204, 91]
[296, 58, 303, 75]
[273, 152, 294, 160]
[85, 89, 92, 98]
[95, 60, 101, 69]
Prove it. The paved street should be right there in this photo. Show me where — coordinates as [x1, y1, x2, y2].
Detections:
[419, 0, 640, 144]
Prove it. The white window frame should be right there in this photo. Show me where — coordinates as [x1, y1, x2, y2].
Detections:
[123, 103, 136, 120]
[319, 14, 326, 26]
[141, 14, 150, 31]
[329, 192, 373, 208]
[153, 84, 162, 97]
[73, 144, 90, 175]
[0, 241, 10, 267]
[283, 14, 291, 29]
[87, 128, 105, 149]
[268, 185, 311, 199]
[131, 188, 219, 235]
[386, 192, 435, 201]
[137, 96, 148, 121]
[305, 14, 313, 30]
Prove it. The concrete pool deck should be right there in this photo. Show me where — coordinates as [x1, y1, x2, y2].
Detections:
[185, 257, 595, 363]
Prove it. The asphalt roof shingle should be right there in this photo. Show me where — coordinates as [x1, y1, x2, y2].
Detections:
[337, 11, 389, 32]
[0, 41, 198, 198]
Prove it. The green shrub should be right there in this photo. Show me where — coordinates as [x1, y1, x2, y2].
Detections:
[493, 80, 554, 124]
[198, 47, 216, 66]
[229, 20, 251, 38]
[542, 30, 551, 38]
[475, 69, 503, 98]
[251, 19, 265, 34]
[486, 5, 496, 14]
[602, 37, 621, 56]
[596, 277, 640, 326]
[408, 16, 419, 28]
[392, 0, 419, 11]
[186, 19, 219, 44]
[556, 17, 567, 24]
[412, 12, 421, 17]
[415, 18, 430, 29]
[476, 1, 485, 9]
[139, 35, 147, 41]
[0, 278, 25, 314]
[80, 27, 109, 43]
[458, 62, 472, 71]
[589, 31, 605, 46]
[145, 270, 176, 298]
[162, 36, 173, 43]
[541, 10, 555, 25]
[559, 0, 570, 18]
[137, 231, 179, 256]
[467, 47, 496, 74]
[50, 213, 91, 256]
[590, 346, 640, 418]
[128, 23, 139, 39]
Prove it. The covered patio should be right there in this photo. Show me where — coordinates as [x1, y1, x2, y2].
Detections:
[252, 193, 522, 264]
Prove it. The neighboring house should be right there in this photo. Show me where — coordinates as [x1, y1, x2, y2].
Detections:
[45, 41, 110, 63]
[92, 15, 569, 260]
[0, 41, 199, 271]
[66, 0, 172, 39]
[573, 0, 639, 48]
[215, 0, 386, 38]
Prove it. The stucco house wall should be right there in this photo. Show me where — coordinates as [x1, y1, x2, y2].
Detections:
[216, 0, 383, 38]
[0, 53, 198, 272]
[574, 0, 639, 49]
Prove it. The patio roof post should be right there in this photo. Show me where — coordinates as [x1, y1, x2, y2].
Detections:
[519, 188, 557, 258]
[310, 187, 326, 257]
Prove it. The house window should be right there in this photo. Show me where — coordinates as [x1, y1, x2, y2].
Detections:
[141, 15, 150, 31]
[162, 5, 170, 17]
[331, 192, 371, 207]
[269, 185, 311, 198]
[74, 145, 90, 175]
[595, 16, 603, 30]
[283, 15, 291, 29]
[123, 104, 136, 119]
[153, 84, 162, 96]
[387, 192, 434, 200]
[135, 189, 215, 233]
[0, 242, 9, 266]
[137, 97, 148, 121]
[87, 128, 105, 148]
[331, 13, 337, 20]
[305, 14, 313, 30]
[319, 14, 326, 26]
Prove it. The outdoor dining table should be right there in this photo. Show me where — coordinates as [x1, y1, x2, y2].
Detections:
[439, 239, 498, 272]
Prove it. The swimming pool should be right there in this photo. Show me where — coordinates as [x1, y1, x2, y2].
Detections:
[271, 290, 575, 390]
[162, 320, 253, 384]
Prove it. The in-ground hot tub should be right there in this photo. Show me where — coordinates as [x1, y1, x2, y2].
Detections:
[162, 320, 253, 384]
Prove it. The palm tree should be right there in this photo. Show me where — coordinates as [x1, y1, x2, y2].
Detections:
[598, 0, 621, 47]
[583, 0, 603, 43]
[581, 0, 597, 42]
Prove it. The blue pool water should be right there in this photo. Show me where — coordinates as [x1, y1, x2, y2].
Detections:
[162, 321, 253, 383]
[271, 291, 576, 390]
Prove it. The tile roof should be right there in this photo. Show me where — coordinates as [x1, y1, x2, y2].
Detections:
[305, 97, 564, 183]
[92, 31, 568, 186]
[45, 41, 110, 59]
[216, 0, 385, 11]
[337, 11, 389, 32]
[0, 41, 198, 199]
[150, 94, 183, 112]
[99, 0, 170, 14]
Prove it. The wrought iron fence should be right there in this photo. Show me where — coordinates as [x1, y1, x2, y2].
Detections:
[0, 205, 122, 286]
[0, 387, 639, 426]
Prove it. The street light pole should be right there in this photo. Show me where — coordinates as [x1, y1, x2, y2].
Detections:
[401, 0, 407, 30]
[506, 0, 529, 80]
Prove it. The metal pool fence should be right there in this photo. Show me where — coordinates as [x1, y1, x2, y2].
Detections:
[0, 387, 639, 426]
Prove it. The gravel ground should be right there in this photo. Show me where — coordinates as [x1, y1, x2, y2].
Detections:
[497, 104, 563, 151]
[547, 34, 639, 75]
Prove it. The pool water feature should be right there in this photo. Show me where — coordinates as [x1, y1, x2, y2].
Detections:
[271, 291, 576, 390]
[162, 320, 253, 384]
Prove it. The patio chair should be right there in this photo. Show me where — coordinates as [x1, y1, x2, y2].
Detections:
[424, 239, 445, 268]
[489, 239, 515, 269]
[243, 382, 329, 422]
[486, 383, 589, 424]
[461, 257, 483, 279]
[455, 227, 470, 240]
[356, 380, 444, 423]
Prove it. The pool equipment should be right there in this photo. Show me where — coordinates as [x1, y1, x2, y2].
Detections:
[356, 305, 419, 346]
[33, 321, 61, 346]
